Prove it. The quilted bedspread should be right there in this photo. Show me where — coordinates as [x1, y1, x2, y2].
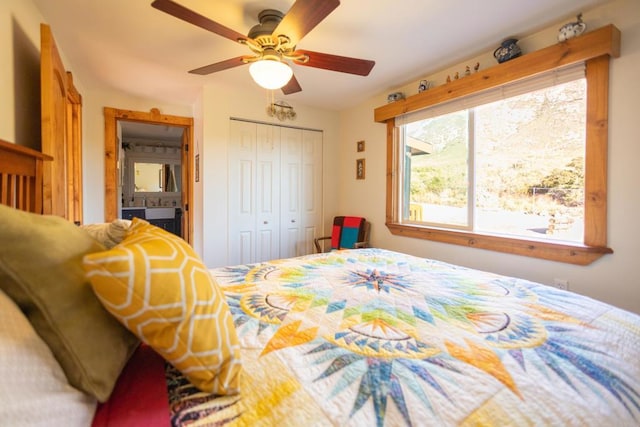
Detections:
[168, 248, 640, 426]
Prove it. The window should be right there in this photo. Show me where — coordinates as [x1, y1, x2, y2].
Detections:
[374, 25, 619, 265]
[400, 69, 586, 244]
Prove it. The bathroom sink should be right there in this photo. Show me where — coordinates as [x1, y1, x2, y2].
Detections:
[145, 207, 175, 219]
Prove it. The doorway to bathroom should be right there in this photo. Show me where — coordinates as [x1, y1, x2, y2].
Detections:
[104, 107, 194, 244]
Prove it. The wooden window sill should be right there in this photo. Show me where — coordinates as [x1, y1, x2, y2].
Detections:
[387, 222, 613, 265]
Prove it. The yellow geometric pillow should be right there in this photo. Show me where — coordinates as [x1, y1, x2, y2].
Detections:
[83, 218, 242, 395]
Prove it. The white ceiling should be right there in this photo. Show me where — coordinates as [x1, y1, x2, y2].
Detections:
[32, 0, 609, 111]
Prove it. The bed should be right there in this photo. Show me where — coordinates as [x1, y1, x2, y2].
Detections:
[1, 140, 639, 426]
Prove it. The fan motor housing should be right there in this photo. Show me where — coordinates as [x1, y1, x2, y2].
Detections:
[248, 9, 284, 39]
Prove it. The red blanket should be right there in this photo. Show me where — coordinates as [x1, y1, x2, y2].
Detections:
[92, 345, 170, 427]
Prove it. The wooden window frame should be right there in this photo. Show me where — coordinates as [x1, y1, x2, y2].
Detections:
[374, 25, 620, 265]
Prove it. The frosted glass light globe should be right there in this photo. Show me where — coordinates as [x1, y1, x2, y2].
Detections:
[249, 60, 293, 90]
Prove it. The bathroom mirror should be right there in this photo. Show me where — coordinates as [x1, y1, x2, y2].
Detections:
[134, 162, 181, 193]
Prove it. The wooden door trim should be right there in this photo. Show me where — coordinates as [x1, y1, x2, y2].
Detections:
[40, 23, 69, 217]
[104, 107, 194, 244]
[66, 72, 83, 223]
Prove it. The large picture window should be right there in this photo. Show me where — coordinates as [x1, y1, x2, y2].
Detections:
[374, 26, 620, 265]
[401, 69, 586, 244]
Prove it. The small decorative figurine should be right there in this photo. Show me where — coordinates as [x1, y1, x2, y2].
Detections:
[454, 72, 459, 80]
[474, 62, 480, 72]
[558, 13, 586, 42]
[494, 38, 522, 63]
[446, 75, 451, 83]
[465, 66, 471, 76]
[418, 80, 429, 92]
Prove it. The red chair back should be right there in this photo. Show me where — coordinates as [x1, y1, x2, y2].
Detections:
[331, 216, 366, 250]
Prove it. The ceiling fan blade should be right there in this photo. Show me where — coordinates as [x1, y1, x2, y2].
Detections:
[282, 75, 302, 95]
[152, 0, 247, 43]
[293, 50, 375, 76]
[189, 56, 249, 75]
[274, 0, 340, 47]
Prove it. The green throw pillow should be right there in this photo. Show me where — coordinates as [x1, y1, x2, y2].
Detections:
[0, 205, 139, 402]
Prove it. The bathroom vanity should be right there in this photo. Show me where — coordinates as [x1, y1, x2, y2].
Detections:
[121, 207, 182, 237]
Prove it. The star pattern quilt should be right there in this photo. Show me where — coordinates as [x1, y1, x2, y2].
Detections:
[167, 248, 640, 426]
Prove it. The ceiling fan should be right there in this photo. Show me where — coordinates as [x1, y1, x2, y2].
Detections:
[151, 0, 375, 94]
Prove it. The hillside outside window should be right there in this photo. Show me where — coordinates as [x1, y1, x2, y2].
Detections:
[399, 69, 586, 244]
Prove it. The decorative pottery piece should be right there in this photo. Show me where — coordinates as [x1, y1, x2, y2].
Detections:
[493, 38, 522, 63]
[387, 92, 404, 102]
[558, 13, 586, 42]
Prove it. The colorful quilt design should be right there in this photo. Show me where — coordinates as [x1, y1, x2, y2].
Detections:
[168, 249, 640, 426]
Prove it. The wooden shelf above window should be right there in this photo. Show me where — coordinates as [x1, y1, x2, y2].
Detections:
[374, 24, 621, 123]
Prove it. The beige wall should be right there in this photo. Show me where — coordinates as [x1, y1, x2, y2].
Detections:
[2, 0, 637, 313]
[338, 0, 640, 314]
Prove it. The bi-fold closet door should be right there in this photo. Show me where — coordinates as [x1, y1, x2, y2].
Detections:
[228, 119, 322, 265]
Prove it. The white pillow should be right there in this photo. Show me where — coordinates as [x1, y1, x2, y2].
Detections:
[0, 288, 97, 426]
[81, 219, 132, 248]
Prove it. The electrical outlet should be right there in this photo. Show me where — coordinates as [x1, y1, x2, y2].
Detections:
[552, 278, 569, 291]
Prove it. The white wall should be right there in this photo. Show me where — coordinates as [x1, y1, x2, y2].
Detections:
[198, 83, 340, 267]
[338, 0, 640, 314]
[0, 0, 44, 148]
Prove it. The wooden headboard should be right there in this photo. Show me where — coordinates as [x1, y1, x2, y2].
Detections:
[0, 139, 52, 214]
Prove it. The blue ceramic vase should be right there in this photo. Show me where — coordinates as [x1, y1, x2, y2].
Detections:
[493, 38, 522, 63]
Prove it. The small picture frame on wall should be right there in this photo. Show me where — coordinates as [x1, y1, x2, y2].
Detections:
[195, 154, 200, 182]
[357, 140, 365, 152]
[356, 158, 365, 180]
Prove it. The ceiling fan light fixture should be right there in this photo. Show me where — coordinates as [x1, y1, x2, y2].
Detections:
[249, 59, 293, 90]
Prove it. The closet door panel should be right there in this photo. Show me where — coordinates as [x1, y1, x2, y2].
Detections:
[255, 124, 280, 262]
[238, 231, 253, 263]
[301, 130, 323, 253]
[280, 127, 303, 258]
[229, 121, 257, 265]
[280, 162, 301, 258]
[239, 160, 253, 214]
